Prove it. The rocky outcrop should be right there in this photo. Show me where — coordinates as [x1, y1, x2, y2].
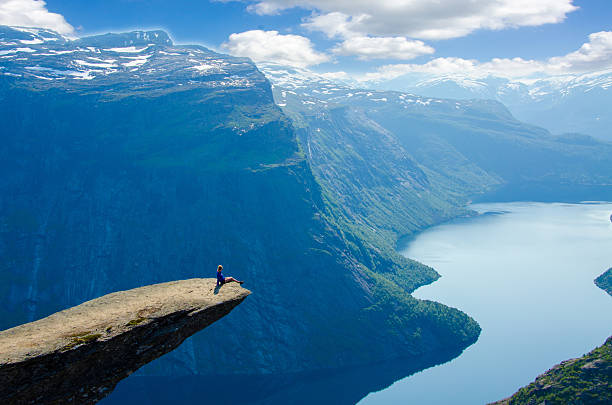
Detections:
[0, 279, 249, 404]
[490, 336, 612, 405]
[595, 268, 612, 295]
[595, 268, 612, 296]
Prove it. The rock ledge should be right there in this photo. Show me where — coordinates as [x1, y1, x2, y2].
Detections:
[0, 279, 250, 404]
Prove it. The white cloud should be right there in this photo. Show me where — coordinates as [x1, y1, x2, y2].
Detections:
[0, 0, 74, 36]
[548, 31, 612, 72]
[300, 11, 358, 39]
[245, 0, 578, 40]
[359, 31, 612, 82]
[359, 58, 543, 82]
[222, 30, 330, 68]
[333, 36, 434, 60]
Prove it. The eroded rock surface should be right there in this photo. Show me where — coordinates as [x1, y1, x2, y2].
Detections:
[0, 279, 249, 404]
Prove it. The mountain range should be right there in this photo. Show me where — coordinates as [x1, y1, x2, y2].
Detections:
[366, 69, 612, 142]
[261, 63, 612, 202]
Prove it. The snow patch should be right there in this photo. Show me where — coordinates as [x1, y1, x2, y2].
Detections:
[104, 46, 149, 53]
[49, 50, 76, 55]
[123, 58, 148, 68]
[75, 59, 117, 68]
[19, 38, 43, 45]
[88, 57, 117, 63]
[190, 64, 217, 72]
[0, 47, 36, 55]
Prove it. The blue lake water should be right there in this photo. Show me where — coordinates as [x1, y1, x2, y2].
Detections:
[360, 202, 612, 404]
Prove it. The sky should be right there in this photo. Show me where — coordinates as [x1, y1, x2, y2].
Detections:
[0, 0, 611, 83]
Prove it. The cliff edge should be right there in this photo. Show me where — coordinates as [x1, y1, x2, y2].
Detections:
[0, 279, 250, 404]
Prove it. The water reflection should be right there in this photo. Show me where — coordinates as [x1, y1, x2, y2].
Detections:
[103, 348, 465, 404]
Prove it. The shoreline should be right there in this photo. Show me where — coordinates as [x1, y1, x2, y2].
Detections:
[371, 201, 612, 405]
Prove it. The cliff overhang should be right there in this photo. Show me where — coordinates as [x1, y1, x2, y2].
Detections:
[0, 279, 250, 404]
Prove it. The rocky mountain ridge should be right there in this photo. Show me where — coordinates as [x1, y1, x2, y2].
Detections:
[259, 62, 612, 141]
[0, 26, 258, 93]
[372, 69, 612, 142]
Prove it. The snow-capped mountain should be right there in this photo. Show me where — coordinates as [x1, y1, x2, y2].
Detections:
[257, 62, 355, 103]
[258, 62, 515, 121]
[0, 25, 262, 92]
[376, 70, 612, 141]
[259, 61, 611, 141]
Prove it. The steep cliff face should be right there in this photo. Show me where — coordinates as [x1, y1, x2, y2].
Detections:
[0, 26, 479, 379]
[0, 279, 250, 404]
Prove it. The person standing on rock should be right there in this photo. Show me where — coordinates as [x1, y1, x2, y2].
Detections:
[216, 265, 244, 286]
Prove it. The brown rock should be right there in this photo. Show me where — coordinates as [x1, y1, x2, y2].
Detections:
[0, 279, 250, 404]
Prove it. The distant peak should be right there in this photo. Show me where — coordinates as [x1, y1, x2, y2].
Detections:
[0, 25, 173, 48]
[76, 30, 173, 48]
[0, 25, 68, 43]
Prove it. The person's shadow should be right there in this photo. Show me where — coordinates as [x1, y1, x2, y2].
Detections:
[213, 284, 221, 295]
